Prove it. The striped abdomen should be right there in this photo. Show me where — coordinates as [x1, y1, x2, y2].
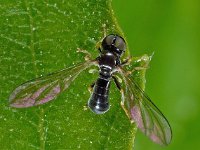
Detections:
[88, 77, 111, 114]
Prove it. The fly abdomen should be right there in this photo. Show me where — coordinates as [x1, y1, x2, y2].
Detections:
[88, 77, 110, 114]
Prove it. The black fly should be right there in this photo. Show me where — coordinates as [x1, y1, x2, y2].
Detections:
[88, 34, 126, 114]
[9, 34, 172, 146]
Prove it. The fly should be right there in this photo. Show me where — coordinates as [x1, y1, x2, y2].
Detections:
[9, 34, 172, 146]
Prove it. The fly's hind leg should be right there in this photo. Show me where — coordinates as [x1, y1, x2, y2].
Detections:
[119, 88, 132, 121]
[112, 75, 122, 91]
[88, 68, 98, 93]
[88, 82, 95, 94]
[84, 82, 95, 111]
[112, 75, 124, 104]
[113, 75, 132, 121]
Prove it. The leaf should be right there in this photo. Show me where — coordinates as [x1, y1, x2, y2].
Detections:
[0, 0, 150, 149]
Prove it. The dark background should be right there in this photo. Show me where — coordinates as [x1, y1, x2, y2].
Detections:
[113, 0, 200, 150]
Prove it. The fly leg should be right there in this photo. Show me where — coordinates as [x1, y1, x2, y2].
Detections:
[112, 75, 131, 119]
[120, 88, 133, 122]
[95, 42, 102, 53]
[102, 23, 107, 37]
[121, 54, 151, 68]
[84, 82, 95, 111]
[95, 24, 107, 53]
[112, 75, 122, 91]
[120, 56, 149, 76]
[87, 68, 98, 91]
[88, 82, 95, 94]
[112, 75, 124, 104]
[120, 56, 132, 66]
[76, 48, 92, 61]
[123, 67, 148, 77]
[126, 66, 148, 76]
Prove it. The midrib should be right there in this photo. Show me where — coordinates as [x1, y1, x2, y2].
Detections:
[25, 1, 46, 149]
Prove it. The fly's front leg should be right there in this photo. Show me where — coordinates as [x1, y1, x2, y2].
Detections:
[102, 23, 107, 37]
[120, 56, 132, 66]
[76, 48, 92, 61]
[126, 66, 149, 76]
[95, 41, 102, 53]
[96, 24, 106, 52]
[95, 23, 107, 53]
[120, 57, 149, 76]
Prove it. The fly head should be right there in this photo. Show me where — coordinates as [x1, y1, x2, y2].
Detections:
[101, 34, 126, 57]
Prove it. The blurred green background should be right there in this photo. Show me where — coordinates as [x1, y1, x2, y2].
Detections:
[113, 0, 200, 150]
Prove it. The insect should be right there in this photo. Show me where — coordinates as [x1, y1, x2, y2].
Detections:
[9, 34, 172, 146]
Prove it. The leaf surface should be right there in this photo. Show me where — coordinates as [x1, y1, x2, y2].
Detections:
[0, 0, 149, 149]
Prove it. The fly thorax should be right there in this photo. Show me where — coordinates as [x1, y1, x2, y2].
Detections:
[99, 52, 117, 77]
[99, 66, 112, 78]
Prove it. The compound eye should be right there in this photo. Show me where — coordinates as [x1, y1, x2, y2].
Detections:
[104, 34, 116, 46]
[101, 34, 126, 53]
[114, 36, 126, 51]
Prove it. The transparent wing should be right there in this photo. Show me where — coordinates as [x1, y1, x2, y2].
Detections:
[118, 67, 172, 146]
[9, 60, 97, 108]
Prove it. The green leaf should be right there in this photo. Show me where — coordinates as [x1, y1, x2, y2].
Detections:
[0, 0, 150, 149]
